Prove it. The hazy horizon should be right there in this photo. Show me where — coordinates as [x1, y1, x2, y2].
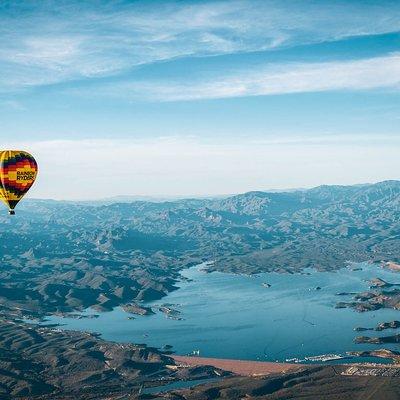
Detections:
[24, 178, 397, 203]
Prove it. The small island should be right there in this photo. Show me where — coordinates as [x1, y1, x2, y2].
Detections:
[122, 303, 155, 316]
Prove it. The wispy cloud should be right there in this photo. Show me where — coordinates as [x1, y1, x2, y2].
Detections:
[0, 99, 26, 111]
[0, 0, 399, 90]
[84, 53, 400, 101]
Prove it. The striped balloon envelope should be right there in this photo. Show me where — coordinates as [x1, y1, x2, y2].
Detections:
[0, 150, 38, 215]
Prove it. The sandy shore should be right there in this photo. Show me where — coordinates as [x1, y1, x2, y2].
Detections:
[171, 355, 301, 376]
[384, 261, 400, 271]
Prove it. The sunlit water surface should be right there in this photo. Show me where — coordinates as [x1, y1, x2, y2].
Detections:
[43, 263, 400, 363]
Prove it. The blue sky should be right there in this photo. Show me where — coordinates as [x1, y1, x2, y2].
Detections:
[0, 0, 399, 199]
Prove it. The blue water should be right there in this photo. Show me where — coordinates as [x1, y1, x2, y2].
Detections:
[43, 263, 400, 363]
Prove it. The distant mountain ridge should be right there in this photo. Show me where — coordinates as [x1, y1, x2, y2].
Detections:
[26, 179, 400, 208]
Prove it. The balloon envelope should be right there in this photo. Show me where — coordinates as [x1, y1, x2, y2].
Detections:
[0, 150, 38, 214]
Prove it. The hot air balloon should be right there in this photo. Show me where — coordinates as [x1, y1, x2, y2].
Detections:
[0, 150, 38, 215]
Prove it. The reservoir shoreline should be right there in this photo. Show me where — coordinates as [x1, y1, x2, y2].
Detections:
[38, 261, 400, 365]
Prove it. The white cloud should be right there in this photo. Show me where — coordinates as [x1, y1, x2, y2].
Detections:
[0, 0, 399, 90]
[86, 53, 400, 101]
[0, 100, 26, 111]
[4, 135, 400, 200]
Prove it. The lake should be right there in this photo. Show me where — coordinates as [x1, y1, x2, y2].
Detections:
[43, 262, 400, 364]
